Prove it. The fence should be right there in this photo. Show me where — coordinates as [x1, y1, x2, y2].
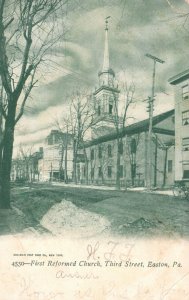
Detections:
[79, 178, 144, 188]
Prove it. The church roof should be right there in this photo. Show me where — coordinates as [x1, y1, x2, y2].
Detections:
[84, 109, 175, 147]
[93, 84, 119, 95]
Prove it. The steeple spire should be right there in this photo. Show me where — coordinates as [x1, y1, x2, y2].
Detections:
[98, 16, 115, 87]
[102, 16, 110, 72]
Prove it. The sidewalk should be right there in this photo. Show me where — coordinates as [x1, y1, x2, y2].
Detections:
[127, 187, 173, 196]
[51, 182, 116, 191]
[51, 182, 173, 196]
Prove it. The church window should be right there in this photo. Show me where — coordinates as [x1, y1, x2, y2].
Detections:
[168, 160, 172, 173]
[98, 166, 102, 177]
[108, 144, 112, 157]
[119, 141, 123, 155]
[119, 165, 123, 178]
[91, 149, 94, 160]
[182, 110, 189, 125]
[109, 104, 113, 115]
[91, 168, 94, 179]
[107, 166, 112, 178]
[98, 146, 102, 158]
[130, 138, 137, 153]
[98, 105, 101, 116]
[83, 166, 86, 177]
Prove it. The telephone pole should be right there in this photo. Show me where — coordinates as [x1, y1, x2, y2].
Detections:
[145, 54, 164, 189]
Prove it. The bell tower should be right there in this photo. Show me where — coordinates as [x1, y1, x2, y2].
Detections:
[92, 17, 120, 136]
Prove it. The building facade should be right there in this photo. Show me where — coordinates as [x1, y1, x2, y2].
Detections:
[11, 148, 43, 182]
[39, 130, 73, 182]
[76, 110, 175, 188]
[169, 69, 189, 182]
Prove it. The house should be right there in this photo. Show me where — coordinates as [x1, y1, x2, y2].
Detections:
[11, 147, 43, 182]
[39, 130, 73, 182]
[169, 69, 189, 182]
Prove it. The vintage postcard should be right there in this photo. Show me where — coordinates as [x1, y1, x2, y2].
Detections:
[0, 0, 189, 299]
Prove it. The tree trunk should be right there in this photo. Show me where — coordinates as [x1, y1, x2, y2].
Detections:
[64, 143, 68, 184]
[0, 144, 2, 199]
[64, 130, 68, 184]
[123, 137, 128, 190]
[0, 138, 3, 198]
[0, 91, 3, 196]
[0, 101, 16, 208]
[163, 147, 168, 187]
[59, 143, 64, 182]
[131, 154, 136, 186]
[82, 143, 88, 185]
[73, 139, 78, 184]
[116, 139, 121, 190]
[154, 136, 158, 187]
[26, 161, 29, 181]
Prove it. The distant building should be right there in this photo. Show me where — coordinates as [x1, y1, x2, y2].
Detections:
[39, 130, 73, 182]
[169, 69, 189, 182]
[11, 147, 43, 182]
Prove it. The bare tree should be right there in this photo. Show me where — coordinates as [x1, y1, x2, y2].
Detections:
[0, 82, 4, 185]
[11, 144, 33, 182]
[126, 134, 141, 186]
[0, 0, 68, 208]
[165, 0, 189, 32]
[18, 144, 33, 181]
[69, 90, 95, 184]
[52, 115, 72, 183]
[112, 75, 135, 190]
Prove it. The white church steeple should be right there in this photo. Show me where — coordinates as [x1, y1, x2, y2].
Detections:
[91, 17, 120, 137]
[98, 17, 115, 87]
[102, 17, 110, 72]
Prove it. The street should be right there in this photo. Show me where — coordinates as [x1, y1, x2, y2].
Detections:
[1, 183, 189, 238]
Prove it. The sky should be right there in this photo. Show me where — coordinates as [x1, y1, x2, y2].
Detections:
[13, 0, 189, 154]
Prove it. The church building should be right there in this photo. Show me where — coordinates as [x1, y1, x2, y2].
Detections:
[76, 19, 175, 188]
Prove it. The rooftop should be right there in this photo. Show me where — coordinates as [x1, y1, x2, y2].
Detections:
[169, 68, 189, 85]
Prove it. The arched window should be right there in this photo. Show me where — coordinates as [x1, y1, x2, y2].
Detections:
[108, 144, 112, 157]
[119, 141, 123, 155]
[130, 138, 136, 154]
[109, 104, 113, 115]
[98, 105, 101, 116]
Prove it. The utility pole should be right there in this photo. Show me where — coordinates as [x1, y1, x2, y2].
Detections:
[145, 53, 164, 189]
[154, 135, 158, 187]
[50, 162, 52, 182]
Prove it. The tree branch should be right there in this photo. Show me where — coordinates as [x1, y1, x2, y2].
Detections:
[15, 70, 38, 124]
[4, 17, 14, 30]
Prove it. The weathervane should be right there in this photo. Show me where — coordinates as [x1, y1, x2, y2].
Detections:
[105, 16, 111, 30]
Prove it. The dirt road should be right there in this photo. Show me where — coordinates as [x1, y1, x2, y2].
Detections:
[1, 184, 188, 238]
